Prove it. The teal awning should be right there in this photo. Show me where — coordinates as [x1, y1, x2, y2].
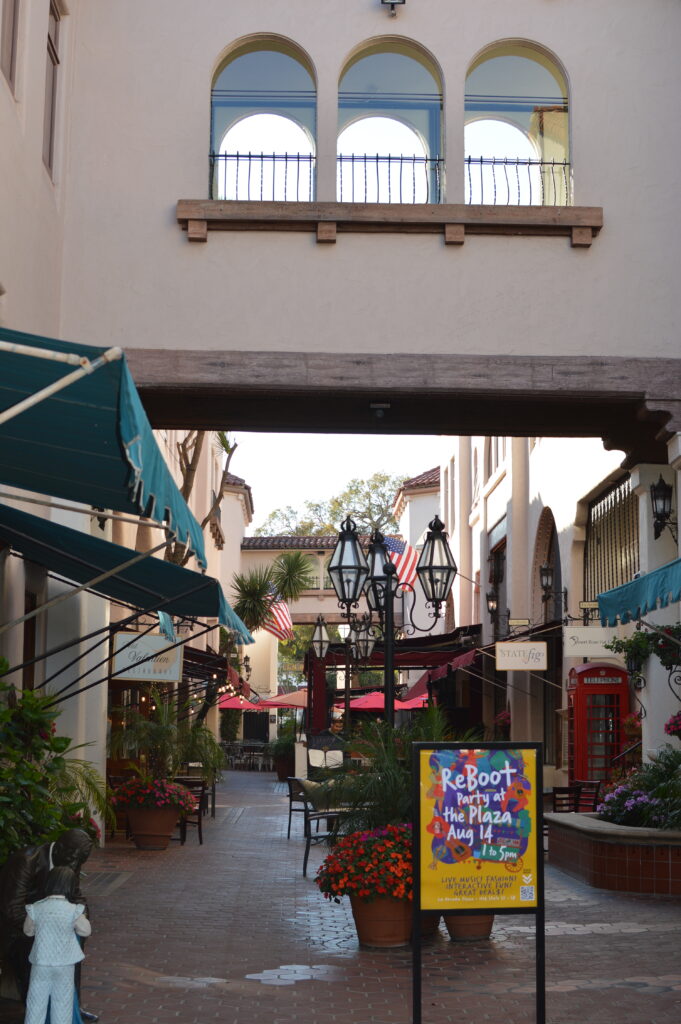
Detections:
[598, 557, 681, 627]
[0, 326, 207, 568]
[0, 502, 252, 644]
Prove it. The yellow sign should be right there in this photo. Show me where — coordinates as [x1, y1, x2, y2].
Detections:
[419, 746, 538, 910]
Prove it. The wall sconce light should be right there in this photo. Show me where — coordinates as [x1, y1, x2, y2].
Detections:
[381, 0, 405, 16]
[242, 654, 252, 681]
[486, 590, 498, 617]
[650, 475, 678, 542]
[539, 563, 568, 617]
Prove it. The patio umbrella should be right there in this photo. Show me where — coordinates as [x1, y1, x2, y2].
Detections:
[398, 694, 430, 710]
[258, 689, 309, 709]
[347, 691, 410, 711]
[218, 694, 263, 711]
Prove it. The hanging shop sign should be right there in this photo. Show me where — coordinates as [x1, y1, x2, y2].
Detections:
[495, 640, 547, 670]
[562, 626, 623, 660]
[112, 632, 183, 683]
[416, 744, 541, 911]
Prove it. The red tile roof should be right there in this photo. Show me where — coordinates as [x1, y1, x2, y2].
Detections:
[400, 467, 439, 491]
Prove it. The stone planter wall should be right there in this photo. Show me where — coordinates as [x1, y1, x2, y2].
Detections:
[546, 812, 681, 895]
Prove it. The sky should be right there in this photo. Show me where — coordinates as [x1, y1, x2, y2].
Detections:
[228, 431, 449, 534]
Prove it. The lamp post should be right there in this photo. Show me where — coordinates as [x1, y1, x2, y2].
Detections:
[309, 615, 330, 733]
[329, 515, 457, 727]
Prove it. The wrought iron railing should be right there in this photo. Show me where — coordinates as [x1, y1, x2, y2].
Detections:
[209, 152, 572, 206]
[337, 155, 444, 204]
[464, 156, 572, 206]
[210, 152, 316, 202]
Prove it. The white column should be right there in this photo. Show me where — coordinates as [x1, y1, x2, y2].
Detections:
[315, 66, 337, 202]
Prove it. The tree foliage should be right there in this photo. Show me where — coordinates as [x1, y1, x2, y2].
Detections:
[254, 472, 407, 536]
[0, 675, 109, 864]
[320, 708, 483, 835]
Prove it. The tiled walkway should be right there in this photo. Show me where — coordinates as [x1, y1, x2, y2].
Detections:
[78, 771, 680, 1024]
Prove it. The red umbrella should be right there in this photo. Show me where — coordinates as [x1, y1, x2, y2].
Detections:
[218, 693, 263, 711]
[398, 694, 430, 710]
[348, 691, 411, 711]
[258, 688, 309, 709]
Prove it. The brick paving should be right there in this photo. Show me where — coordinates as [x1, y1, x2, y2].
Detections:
[75, 771, 681, 1024]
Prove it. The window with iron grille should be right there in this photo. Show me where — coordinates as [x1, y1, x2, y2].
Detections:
[584, 476, 639, 600]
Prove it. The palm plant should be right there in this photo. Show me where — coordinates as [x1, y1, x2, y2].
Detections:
[231, 552, 315, 632]
[271, 551, 316, 600]
[110, 686, 225, 783]
[325, 706, 483, 834]
[231, 566, 277, 632]
[109, 687, 180, 778]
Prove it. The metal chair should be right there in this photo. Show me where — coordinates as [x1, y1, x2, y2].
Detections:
[176, 778, 206, 844]
[552, 785, 582, 812]
[574, 780, 601, 812]
[303, 804, 342, 877]
[286, 777, 308, 839]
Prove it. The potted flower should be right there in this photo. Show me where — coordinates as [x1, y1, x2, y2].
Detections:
[664, 710, 681, 740]
[604, 630, 655, 674]
[651, 625, 681, 671]
[111, 774, 195, 850]
[316, 824, 413, 947]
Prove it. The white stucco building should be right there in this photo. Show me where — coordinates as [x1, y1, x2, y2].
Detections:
[1, 1, 680, 777]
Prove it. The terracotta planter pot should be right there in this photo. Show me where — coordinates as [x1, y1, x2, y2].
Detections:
[126, 806, 180, 850]
[274, 755, 295, 782]
[443, 913, 494, 942]
[349, 895, 412, 948]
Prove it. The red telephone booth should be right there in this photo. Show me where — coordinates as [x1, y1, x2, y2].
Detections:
[567, 663, 630, 782]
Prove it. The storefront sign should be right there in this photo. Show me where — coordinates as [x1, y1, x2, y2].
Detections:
[495, 641, 547, 670]
[562, 626, 622, 660]
[418, 745, 539, 910]
[112, 632, 183, 683]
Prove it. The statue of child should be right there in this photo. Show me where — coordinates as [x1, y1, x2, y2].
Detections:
[22, 867, 91, 1024]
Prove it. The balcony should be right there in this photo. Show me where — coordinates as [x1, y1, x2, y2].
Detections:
[179, 153, 599, 246]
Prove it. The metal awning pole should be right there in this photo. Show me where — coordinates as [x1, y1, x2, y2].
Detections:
[0, 536, 170, 637]
[0, 492, 168, 529]
[40, 579, 216, 698]
[0, 345, 122, 426]
[46, 622, 216, 708]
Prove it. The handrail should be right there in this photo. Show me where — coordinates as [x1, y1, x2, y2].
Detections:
[611, 740, 642, 767]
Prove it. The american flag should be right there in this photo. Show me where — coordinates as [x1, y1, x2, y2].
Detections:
[263, 591, 295, 642]
[384, 535, 418, 589]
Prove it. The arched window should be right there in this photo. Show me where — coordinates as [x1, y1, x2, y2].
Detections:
[211, 41, 316, 201]
[465, 43, 570, 206]
[338, 43, 442, 203]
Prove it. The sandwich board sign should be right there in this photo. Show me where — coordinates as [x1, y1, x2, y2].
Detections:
[412, 742, 545, 1023]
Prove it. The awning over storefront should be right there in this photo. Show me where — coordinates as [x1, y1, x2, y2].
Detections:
[0, 326, 207, 568]
[0, 502, 252, 644]
[406, 648, 479, 699]
[598, 557, 681, 627]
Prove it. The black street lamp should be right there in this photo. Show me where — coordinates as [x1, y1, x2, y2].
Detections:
[327, 516, 369, 610]
[311, 615, 330, 660]
[329, 515, 457, 728]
